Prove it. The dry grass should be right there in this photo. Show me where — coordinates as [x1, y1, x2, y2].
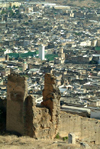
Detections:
[0, 135, 81, 149]
[0, 135, 100, 149]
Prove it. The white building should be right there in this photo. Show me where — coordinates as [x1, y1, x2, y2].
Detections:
[39, 45, 45, 60]
[90, 108, 100, 119]
[23, 60, 28, 72]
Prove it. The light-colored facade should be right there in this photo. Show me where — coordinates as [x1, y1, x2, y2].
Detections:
[39, 45, 45, 60]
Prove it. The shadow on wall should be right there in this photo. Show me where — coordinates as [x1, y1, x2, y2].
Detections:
[0, 98, 21, 136]
[0, 101, 22, 136]
[0, 98, 6, 133]
[0, 106, 6, 134]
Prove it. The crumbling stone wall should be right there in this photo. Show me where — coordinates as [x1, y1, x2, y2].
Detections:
[25, 95, 53, 139]
[6, 73, 100, 144]
[41, 73, 61, 135]
[25, 73, 61, 139]
[6, 73, 61, 139]
[42, 73, 60, 117]
[25, 95, 36, 137]
[59, 111, 100, 144]
[6, 73, 27, 135]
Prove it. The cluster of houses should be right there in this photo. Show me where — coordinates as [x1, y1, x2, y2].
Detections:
[0, 1, 100, 118]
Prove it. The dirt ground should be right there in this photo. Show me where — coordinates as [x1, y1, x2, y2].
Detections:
[0, 135, 100, 149]
[0, 135, 80, 149]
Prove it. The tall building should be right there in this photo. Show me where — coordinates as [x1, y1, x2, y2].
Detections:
[23, 60, 27, 72]
[5, 54, 9, 61]
[39, 45, 45, 60]
[58, 48, 65, 61]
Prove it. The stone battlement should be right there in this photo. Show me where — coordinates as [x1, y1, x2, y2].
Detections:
[44, 73, 56, 85]
[8, 73, 26, 83]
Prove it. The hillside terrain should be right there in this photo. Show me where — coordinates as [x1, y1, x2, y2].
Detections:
[0, 135, 100, 149]
[0, 0, 100, 148]
[0, 0, 99, 7]
[45, 0, 100, 7]
[0, 135, 79, 149]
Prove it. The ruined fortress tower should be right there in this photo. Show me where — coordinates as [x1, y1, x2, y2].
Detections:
[42, 73, 61, 128]
[6, 73, 100, 144]
[7, 74, 27, 135]
[6, 73, 61, 138]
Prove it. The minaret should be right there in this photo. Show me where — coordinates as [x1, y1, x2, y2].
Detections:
[39, 45, 45, 60]
[23, 60, 27, 72]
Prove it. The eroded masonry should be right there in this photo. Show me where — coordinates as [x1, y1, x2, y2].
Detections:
[7, 73, 100, 144]
[7, 73, 61, 139]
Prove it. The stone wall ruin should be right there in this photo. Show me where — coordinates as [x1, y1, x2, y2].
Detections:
[6, 73, 61, 139]
[7, 73, 27, 135]
[6, 73, 100, 144]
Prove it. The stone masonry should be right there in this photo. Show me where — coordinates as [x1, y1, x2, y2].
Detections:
[41, 73, 61, 138]
[6, 73, 61, 139]
[6, 73, 100, 144]
[6, 73, 27, 135]
[41, 73, 61, 127]
[25, 73, 61, 139]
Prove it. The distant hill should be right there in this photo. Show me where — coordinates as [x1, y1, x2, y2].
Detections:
[0, 0, 100, 7]
[44, 0, 100, 7]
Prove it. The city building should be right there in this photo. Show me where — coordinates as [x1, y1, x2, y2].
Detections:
[39, 45, 45, 60]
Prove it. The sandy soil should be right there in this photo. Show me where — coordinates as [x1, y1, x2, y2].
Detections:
[0, 135, 81, 149]
[0, 135, 100, 149]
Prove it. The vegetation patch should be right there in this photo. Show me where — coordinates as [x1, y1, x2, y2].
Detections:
[8, 51, 37, 59]
[95, 46, 100, 51]
[55, 133, 68, 141]
[45, 54, 58, 61]
[55, 133, 60, 139]
[63, 136, 68, 141]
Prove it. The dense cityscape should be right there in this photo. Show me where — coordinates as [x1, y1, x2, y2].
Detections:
[0, 1, 100, 148]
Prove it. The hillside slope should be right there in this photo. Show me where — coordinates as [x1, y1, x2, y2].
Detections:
[0, 135, 100, 149]
[45, 0, 100, 7]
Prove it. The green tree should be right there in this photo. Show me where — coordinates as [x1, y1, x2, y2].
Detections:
[1, 9, 6, 15]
